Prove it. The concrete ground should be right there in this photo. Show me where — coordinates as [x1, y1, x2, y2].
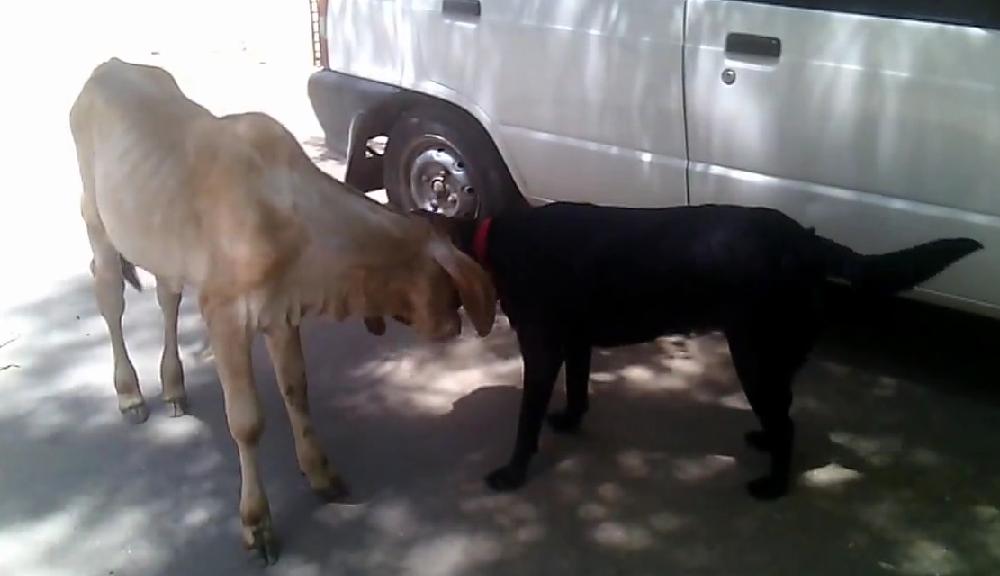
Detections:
[1, 2, 999, 575]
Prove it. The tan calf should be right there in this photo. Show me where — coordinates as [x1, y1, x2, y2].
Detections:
[70, 58, 495, 563]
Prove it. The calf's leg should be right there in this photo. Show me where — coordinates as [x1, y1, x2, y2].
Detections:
[264, 322, 347, 501]
[85, 217, 147, 424]
[156, 279, 187, 416]
[202, 299, 277, 564]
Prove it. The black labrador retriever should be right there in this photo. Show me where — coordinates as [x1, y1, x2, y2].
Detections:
[419, 202, 982, 500]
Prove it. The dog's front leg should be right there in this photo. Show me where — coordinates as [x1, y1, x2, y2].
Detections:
[486, 326, 564, 491]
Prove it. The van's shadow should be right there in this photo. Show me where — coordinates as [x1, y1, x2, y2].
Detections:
[2, 275, 999, 575]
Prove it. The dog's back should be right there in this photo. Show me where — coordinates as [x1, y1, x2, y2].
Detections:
[487, 202, 820, 342]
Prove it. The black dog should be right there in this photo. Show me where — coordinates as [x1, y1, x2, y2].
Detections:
[420, 202, 982, 500]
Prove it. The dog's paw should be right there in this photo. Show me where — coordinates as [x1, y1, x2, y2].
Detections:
[744, 430, 772, 453]
[746, 475, 789, 501]
[547, 411, 583, 434]
[485, 465, 527, 492]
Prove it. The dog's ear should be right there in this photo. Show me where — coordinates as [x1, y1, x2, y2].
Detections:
[429, 240, 496, 337]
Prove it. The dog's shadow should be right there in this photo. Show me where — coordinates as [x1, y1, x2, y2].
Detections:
[470, 293, 1000, 495]
[438, 331, 784, 493]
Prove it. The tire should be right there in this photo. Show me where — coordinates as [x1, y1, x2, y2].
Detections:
[384, 105, 523, 218]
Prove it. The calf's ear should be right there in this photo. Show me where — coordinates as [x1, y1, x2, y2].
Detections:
[429, 241, 496, 337]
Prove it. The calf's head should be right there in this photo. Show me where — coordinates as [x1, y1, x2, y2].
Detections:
[353, 223, 496, 342]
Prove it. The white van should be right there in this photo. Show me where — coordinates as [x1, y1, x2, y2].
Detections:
[308, 0, 999, 316]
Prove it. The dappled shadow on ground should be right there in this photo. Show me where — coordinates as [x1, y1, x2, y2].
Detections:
[1, 275, 999, 576]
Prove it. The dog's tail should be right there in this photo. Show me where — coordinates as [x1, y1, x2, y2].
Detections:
[89, 256, 142, 291]
[815, 234, 982, 297]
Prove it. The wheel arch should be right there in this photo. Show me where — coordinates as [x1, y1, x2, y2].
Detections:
[344, 83, 527, 200]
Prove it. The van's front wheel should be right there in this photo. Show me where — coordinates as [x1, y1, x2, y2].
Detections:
[384, 106, 521, 218]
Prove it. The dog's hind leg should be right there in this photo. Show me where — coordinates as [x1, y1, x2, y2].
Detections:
[727, 323, 812, 501]
[548, 341, 591, 433]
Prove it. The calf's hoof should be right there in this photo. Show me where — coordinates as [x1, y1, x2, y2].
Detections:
[120, 403, 150, 425]
[166, 397, 188, 417]
[313, 475, 351, 503]
[485, 464, 527, 492]
[244, 517, 279, 566]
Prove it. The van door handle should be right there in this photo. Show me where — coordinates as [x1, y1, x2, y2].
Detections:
[725, 33, 781, 59]
[443, 0, 481, 18]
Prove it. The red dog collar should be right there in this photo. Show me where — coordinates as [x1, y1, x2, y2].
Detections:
[472, 217, 493, 267]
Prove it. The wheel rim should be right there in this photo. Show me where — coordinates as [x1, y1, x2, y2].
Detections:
[403, 136, 478, 217]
